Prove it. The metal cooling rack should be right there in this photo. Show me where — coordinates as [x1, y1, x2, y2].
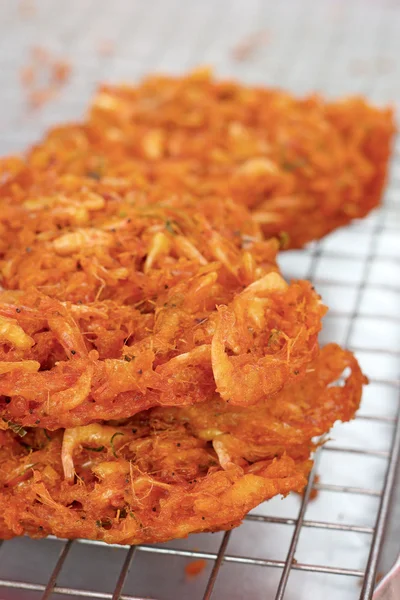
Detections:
[0, 1, 399, 599]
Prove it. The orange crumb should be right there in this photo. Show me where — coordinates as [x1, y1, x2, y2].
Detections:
[232, 30, 270, 62]
[28, 87, 57, 109]
[20, 49, 71, 110]
[31, 45, 50, 63]
[51, 60, 71, 84]
[185, 559, 207, 578]
[309, 474, 320, 500]
[359, 570, 384, 588]
[20, 66, 35, 87]
[18, 0, 35, 17]
[98, 40, 115, 57]
[298, 474, 320, 500]
[376, 571, 384, 584]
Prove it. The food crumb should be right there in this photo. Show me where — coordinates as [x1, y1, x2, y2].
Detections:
[297, 474, 320, 500]
[31, 45, 50, 63]
[185, 559, 207, 578]
[51, 60, 71, 84]
[18, 0, 36, 18]
[231, 30, 270, 62]
[375, 571, 384, 584]
[20, 66, 35, 87]
[20, 46, 71, 109]
[309, 474, 320, 500]
[359, 570, 384, 588]
[97, 39, 115, 57]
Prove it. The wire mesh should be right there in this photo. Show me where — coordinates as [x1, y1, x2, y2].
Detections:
[0, 1, 399, 599]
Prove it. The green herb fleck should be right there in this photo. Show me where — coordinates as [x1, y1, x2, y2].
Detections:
[7, 421, 27, 438]
[21, 463, 39, 476]
[110, 432, 124, 458]
[268, 329, 281, 347]
[282, 158, 307, 172]
[96, 517, 112, 528]
[21, 442, 33, 451]
[278, 231, 290, 249]
[87, 156, 105, 180]
[84, 445, 105, 452]
[87, 171, 101, 180]
[165, 219, 178, 235]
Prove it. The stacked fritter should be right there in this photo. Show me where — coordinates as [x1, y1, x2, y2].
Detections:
[23, 67, 394, 247]
[0, 70, 392, 545]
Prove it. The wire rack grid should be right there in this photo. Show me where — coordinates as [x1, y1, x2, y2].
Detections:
[0, 1, 399, 599]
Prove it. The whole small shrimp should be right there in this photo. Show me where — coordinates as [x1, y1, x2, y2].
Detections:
[0, 315, 35, 350]
[62, 424, 129, 482]
[211, 272, 289, 405]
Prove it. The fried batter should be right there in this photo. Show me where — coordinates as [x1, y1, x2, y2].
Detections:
[87, 70, 394, 247]
[0, 270, 325, 428]
[0, 68, 373, 547]
[0, 189, 275, 302]
[1, 70, 393, 251]
[0, 165, 329, 430]
[0, 344, 364, 545]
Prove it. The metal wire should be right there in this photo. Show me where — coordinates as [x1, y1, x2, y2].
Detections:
[111, 547, 137, 600]
[203, 532, 231, 600]
[360, 405, 400, 598]
[42, 540, 73, 600]
[0, 1, 399, 599]
[275, 450, 323, 599]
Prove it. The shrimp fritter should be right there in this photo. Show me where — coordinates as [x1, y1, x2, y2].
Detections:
[0, 269, 325, 429]
[0, 344, 365, 545]
[1, 69, 393, 251]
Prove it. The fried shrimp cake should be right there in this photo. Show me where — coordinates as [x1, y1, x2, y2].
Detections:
[1, 70, 393, 251]
[86, 69, 394, 247]
[0, 344, 364, 545]
[0, 269, 325, 428]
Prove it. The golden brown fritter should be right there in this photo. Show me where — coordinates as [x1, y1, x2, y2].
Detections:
[0, 69, 373, 547]
[1, 70, 393, 253]
[0, 156, 327, 431]
[0, 271, 325, 429]
[0, 344, 364, 545]
[87, 71, 395, 247]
